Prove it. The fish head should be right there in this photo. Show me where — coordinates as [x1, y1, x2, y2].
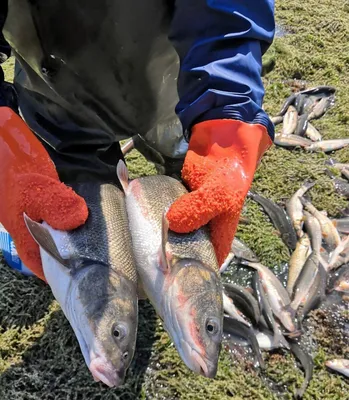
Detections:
[72, 264, 138, 387]
[163, 258, 223, 378]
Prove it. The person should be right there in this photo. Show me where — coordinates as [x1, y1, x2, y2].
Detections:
[0, 1, 275, 282]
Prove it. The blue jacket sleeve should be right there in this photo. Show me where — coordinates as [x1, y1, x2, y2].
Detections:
[169, 0, 275, 140]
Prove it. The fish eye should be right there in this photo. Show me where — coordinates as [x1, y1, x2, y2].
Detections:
[112, 323, 127, 341]
[123, 351, 129, 360]
[206, 318, 219, 335]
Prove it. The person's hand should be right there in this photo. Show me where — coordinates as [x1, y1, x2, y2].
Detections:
[167, 120, 272, 266]
[0, 107, 88, 281]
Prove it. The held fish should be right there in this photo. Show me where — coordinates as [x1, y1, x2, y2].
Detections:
[286, 182, 315, 238]
[304, 123, 322, 142]
[287, 234, 312, 296]
[327, 236, 349, 271]
[223, 293, 251, 327]
[324, 158, 349, 170]
[24, 183, 138, 388]
[240, 260, 297, 333]
[333, 266, 349, 292]
[117, 161, 223, 379]
[300, 197, 341, 250]
[305, 139, 349, 152]
[274, 134, 312, 148]
[282, 106, 298, 135]
[326, 359, 349, 378]
[248, 191, 297, 251]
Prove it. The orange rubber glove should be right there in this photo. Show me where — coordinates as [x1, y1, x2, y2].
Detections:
[167, 120, 272, 267]
[0, 107, 88, 281]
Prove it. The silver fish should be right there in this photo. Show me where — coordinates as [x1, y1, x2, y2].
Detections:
[326, 359, 349, 378]
[305, 139, 349, 152]
[24, 183, 138, 388]
[325, 169, 349, 198]
[287, 234, 312, 296]
[304, 123, 322, 142]
[231, 237, 259, 262]
[282, 106, 299, 135]
[331, 217, 349, 234]
[294, 114, 309, 137]
[308, 95, 335, 120]
[328, 236, 349, 271]
[303, 211, 323, 253]
[286, 182, 315, 238]
[117, 161, 223, 378]
[341, 168, 349, 181]
[333, 266, 349, 292]
[270, 115, 284, 125]
[274, 134, 312, 148]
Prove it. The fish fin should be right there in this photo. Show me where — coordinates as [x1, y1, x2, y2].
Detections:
[23, 213, 70, 269]
[158, 212, 171, 272]
[116, 160, 129, 192]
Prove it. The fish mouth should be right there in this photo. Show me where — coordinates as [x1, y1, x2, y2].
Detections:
[180, 339, 216, 379]
[90, 355, 124, 387]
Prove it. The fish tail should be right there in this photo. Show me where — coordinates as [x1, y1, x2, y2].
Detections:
[116, 160, 129, 193]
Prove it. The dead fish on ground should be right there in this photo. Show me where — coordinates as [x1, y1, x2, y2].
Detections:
[223, 293, 251, 327]
[240, 260, 297, 334]
[274, 134, 312, 148]
[277, 92, 297, 116]
[270, 115, 283, 125]
[117, 161, 223, 378]
[300, 197, 341, 250]
[286, 182, 315, 238]
[331, 217, 349, 234]
[220, 237, 259, 272]
[248, 191, 297, 251]
[327, 236, 349, 271]
[325, 169, 349, 198]
[294, 114, 309, 137]
[332, 266, 349, 293]
[326, 359, 349, 378]
[303, 211, 323, 253]
[24, 183, 139, 388]
[308, 95, 335, 120]
[282, 106, 298, 135]
[304, 123, 322, 142]
[286, 234, 312, 296]
[305, 139, 349, 152]
[324, 158, 349, 171]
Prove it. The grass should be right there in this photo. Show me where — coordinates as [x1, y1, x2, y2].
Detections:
[1, 0, 349, 398]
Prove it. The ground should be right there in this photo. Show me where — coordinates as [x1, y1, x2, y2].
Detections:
[1, 0, 349, 399]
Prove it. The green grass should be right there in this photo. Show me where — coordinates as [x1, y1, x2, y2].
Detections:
[1, 0, 349, 398]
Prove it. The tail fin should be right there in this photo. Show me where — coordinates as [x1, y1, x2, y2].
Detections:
[116, 160, 129, 193]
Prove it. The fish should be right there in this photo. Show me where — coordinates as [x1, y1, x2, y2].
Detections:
[298, 85, 336, 97]
[308, 95, 335, 120]
[252, 272, 290, 348]
[23, 183, 139, 387]
[325, 169, 349, 198]
[223, 283, 261, 326]
[327, 236, 349, 271]
[341, 168, 349, 181]
[121, 137, 135, 155]
[254, 330, 287, 351]
[331, 217, 349, 234]
[325, 359, 349, 378]
[300, 197, 341, 250]
[240, 260, 297, 333]
[248, 191, 297, 251]
[295, 86, 336, 115]
[294, 114, 309, 137]
[332, 266, 349, 292]
[270, 115, 284, 125]
[223, 293, 251, 327]
[223, 316, 265, 370]
[274, 134, 312, 148]
[277, 93, 297, 116]
[304, 123, 322, 142]
[117, 161, 223, 378]
[231, 237, 259, 262]
[282, 106, 298, 135]
[303, 211, 322, 253]
[288, 339, 314, 399]
[305, 139, 349, 153]
[324, 158, 349, 170]
[287, 234, 312, 296]
[286, 182, 315, 238]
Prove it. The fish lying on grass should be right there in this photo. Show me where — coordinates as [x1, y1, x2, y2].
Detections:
[304, 123, 322, 142]
[248, 191, 297, 251]
[325, 169, 349, 198]
[117, 161, 223, 378]
[24, 183, 138, 387]
[326, 359, 349, 378]
[274, 134, 312, 148]
[286, 182, 315, 238]
[327, 236, 349, 271]
[294, 114, 309, 137]
[305, 139, 349, 152]
[282, 106, 298, 135]
[308, 95, 335, 120]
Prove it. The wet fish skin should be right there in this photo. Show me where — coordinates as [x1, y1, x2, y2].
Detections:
[270, 115, 283, 125]
[324, 158, 349, 170]
[300, 197, 341, 250]
[286, 182, 315, 238]
[331, 217, 349, 234]
[305, 139, 349, 152]
[333, 266, 349, 292]
[325, 169, 349, 198]
[223, 283, 261, 326]
[277, 93, 297, 116]
[252, 272, 290, 349]
[328, 236, 349, 271]
[283, 106, 298, 135]
[241, 260, 296, 333]
[274, 134, 312, 148]
[326, 359, 349, 378]
[117, 161, 223, 379]
[294, 114, 309, 137]
[304, 123, 322, 142]
[223, 316, 265, 370]
[24, 183, 139, 388]
[298, 85, 336, 97]
[248, 191, 297, 251]
[223, 293, 251, 327]
[308, 95, 335, 120]
[303, 211, 322, 253]
[287, 234, 312, 296]
[231, 237, 259, 262]
[288, 339, 314, 399]
[341, 168, 349, 181]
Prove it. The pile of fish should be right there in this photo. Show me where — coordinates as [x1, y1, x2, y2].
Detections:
[271, 86, 349, 152]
